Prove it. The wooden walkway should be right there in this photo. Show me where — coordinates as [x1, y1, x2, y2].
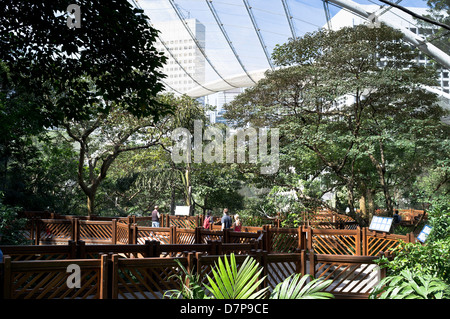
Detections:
[0, 212, 416, 300]
[0, 241, 391, 299]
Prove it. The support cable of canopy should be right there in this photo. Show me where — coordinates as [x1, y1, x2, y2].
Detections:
[243, 0, 275, 70]
[205, 0, 257, 85]
[168, 0, 240, 89]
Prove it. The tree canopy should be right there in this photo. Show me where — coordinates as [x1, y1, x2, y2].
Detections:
[1, 0, 170, 126]
[225, 24, 448, 224]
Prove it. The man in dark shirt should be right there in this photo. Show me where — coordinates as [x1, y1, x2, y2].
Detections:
[221, 208, 232, 230]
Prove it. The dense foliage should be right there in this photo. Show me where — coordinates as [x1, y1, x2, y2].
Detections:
[371, 201, 450, 299]
[0, 194, 29, 245]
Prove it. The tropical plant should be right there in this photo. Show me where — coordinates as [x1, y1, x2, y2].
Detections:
[205, 254, 268, 299]
[369, 269, 450, 299]
[164, 253, 336, 300]
[270, 273, 334, 299]
[164, 260, 207, 299]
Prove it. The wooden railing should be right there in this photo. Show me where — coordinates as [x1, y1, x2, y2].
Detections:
[0, 243, 391, 299]
[0, 240, 261, 261]
[19, 214, 414, 257]
[265, 226, 414, 256]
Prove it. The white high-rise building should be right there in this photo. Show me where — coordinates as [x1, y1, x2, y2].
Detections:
[154, 19, 206, 94]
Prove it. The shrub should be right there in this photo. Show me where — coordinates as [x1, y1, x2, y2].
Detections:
[0, 196, 29, 245]
[369, 269, 450, 299]
[164, 253, 334, 299]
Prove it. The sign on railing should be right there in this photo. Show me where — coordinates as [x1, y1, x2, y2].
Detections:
[368, 216, 393, 233]
[175, 206, 190, 216]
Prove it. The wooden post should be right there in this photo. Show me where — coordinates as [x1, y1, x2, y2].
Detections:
[262, 225, 271, 252]
[217, 240, 223, 255]
[297, 226, 303, 251]
[111, 254, 119, 299]
[300, 250, 306, 276]
[223, 228, 230, 243]
[35, 220, 41, 245]
[72, 218, 80, 243]
[407, 232, 415, 243]
[77, 240, 86, 258]
[132, 224, 138, 245]
[144, 240, 152, 257]
[309, 249, 316, 278]
[306, 227, 312, 251]
[127, 223, 133, 245]
[111, 219, 117, 245]
[146, 240, 160, 257]
[68, 240, 77, 258]
[195, 227, 201, 244]
[99, 254, 108, 299]
[30, 218, 35, 245]
[207, 240, 218, 255]
[356, 226, 362, 256]
[186, 252, 195, 275]
[301, 226, 307, 251]
[362, 227, 368, 256]
[3, 256, 11, 299]
[170, 226, 176, 244]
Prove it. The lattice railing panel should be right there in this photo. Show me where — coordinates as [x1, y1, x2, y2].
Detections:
[170, 218, 196, 229]
[79, 223, 112, 242]
[314, 261, 379, 297]
[116, 258, 184, 299]
[312, 235, 357, 255]
[200, 232, 223, 243]
[367, 236, 401, 256]
[271, 232, 298, 253]
[266, 260, 298, 291]
[136, 229, 171, 244]
[40, 222, 71, 241]
[116, 223, 129, 244]
[176, 231, 195, 245]
[7, 260, 102, 299]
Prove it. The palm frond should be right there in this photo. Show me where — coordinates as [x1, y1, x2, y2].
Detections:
[270, 274, 334, 299]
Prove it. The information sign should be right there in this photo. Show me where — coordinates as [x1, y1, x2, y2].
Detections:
[175, 206, 190, 216]
[369, 216, 393, 233]
[417, 225, 432, 243]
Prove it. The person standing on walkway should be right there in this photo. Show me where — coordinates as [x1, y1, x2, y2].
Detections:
[203, 210, 213, 229]
[152, 206, 161, 227]
[233, 214, 242, 232]
[221, 208, 232, 230]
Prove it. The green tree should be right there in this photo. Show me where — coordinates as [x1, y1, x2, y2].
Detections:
[1, 0, 169, 124]
[225, 24, 446, 224]
[0, 194, 29, 245]
[1, 0, 170, 213]
[63, 105, 169, 216]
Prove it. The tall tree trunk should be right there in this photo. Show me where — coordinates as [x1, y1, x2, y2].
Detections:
[170, 185, 176, 215]
[367, 140, 394, 215]
[366, 188, 376, 219]
[87, 189, 96, 216]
